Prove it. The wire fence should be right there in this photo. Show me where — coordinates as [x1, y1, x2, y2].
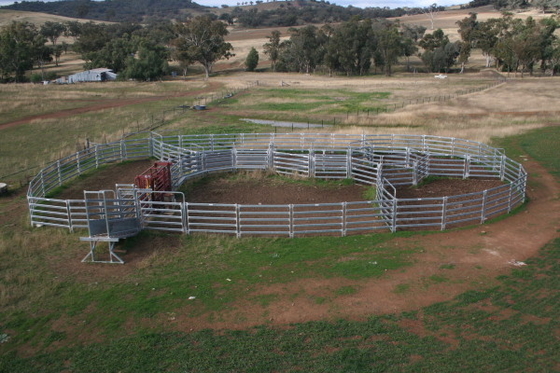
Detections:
[1, 82, 258, 187]
[27, 132, 527, 237]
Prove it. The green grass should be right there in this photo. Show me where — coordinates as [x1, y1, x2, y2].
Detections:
[223, 88, 392, 120]
[492, 126, 560, 179]
[1, 237, 559, 372]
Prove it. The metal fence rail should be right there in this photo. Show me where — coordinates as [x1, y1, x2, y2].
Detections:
[27, 132, 527, 237]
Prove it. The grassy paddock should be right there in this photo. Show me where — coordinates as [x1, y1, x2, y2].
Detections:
[0, 233, 558, 372]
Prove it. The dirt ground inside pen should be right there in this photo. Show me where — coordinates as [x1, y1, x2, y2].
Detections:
[48, 156, 560, 332]
[56, 162, 505, 205]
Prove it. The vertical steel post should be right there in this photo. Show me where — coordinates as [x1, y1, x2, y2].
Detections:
[480, 190, 488, 224]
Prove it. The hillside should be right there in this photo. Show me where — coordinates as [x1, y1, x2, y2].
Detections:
[0, 9, 97, 27]
[1, 0, 206, 22]
[1, 0, 413, 24]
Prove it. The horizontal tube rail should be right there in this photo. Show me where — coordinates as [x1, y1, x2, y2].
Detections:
[28, 133, 527, 237]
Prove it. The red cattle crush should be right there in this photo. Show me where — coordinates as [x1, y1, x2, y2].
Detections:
[134, 162, 172, 200]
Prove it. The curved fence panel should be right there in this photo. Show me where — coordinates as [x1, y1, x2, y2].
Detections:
[27, 133, 527, 238]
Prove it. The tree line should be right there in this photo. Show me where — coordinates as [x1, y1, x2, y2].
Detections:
[262, 13, 559, 76]
[3, 0, 437, 25]
[1, 12, 558, 83]
[465, 0, 560, 14]
[2, 0, 204, 23]
[0, 17, 233, 82]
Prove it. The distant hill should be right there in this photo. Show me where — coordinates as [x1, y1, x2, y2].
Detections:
[1, 0, 206, 22]
[1, 0, 420, 24]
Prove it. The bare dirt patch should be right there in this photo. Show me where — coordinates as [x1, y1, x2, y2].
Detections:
[182, 172, 369, 204]
[54, 159, 154, 199]
[395, 178, 505, 199]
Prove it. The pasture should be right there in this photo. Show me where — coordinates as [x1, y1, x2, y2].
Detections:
[1, 8, 560, 372]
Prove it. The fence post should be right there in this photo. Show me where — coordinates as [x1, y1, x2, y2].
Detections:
[95, 145, 99, 169]
[232, 147, 238, 170]
[67, 200, 73, 233]
[289, 204, 294, 238]
[464, 155, 471, 179]
[507, 183, 514, 213]
[236, 204, 241, 238]
[405, 147, 410, 167]
[183, 202, 189, 234]
[499, 155, 506, 181]
[391, 198, 397, 233]
[40, 169, 46, 197]
[342, 202, 347, 237]
[120, 140, 126, 161]
[346, 148, 352, 179]
[480, 190, 488, 224]
[57, 160, 62, 186]
[441, 197, 447, 231]
[77, 153, 82, 175]
[267, 143, 274, 170]
[412, 160, 419, 186]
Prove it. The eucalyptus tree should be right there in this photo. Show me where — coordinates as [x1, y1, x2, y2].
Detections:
[263, 30, 281, 72]
[122, 39, 170, 81]
[0, 21, 46, 82]
[456, 12, 478, 73]
[374, 20, 404, 76]
[278, 25, 326, 74]
[40, 21, 66, 46]
[328, 17, 374, 76]
[173, 16, 234, 79]
[419, 29, 460, 72]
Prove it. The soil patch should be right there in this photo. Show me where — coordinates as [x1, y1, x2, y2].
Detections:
[395, 178, 505, 199]
[54, 159, 154, 199]
[182, 172, 369, 204]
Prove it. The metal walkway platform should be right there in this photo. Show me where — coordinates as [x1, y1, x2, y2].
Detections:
[81, 190, 141, 264]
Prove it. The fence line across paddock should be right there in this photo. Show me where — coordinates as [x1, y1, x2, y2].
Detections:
[27, 132, 527, 237]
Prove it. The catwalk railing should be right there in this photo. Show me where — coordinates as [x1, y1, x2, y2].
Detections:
[27, 133, 527, 236]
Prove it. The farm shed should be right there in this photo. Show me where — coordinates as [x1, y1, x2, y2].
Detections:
[57, 68, 117, 84]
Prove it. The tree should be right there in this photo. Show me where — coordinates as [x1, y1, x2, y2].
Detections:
[64, 21, 82, 41]
[374, 21, 404, 76]
[0, 21, 45, 82]
[456, 13, 479, 73]
[278, 25, 326, 74]
[40, 22, 66, 46]
[84, 35, 137, 73]
[219, 12, 235, 25]
[263, 30, 281, 72]
[419, 29, 459, 72]
[173, 16, 234, 79]
[423, 3, 440, 30]
[122, 39, 169, 81]
[325, 17, 373, 76]
[245, 47, 259, 71]
[548, 38, 560, 75]
[75, 0, 91, 18]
